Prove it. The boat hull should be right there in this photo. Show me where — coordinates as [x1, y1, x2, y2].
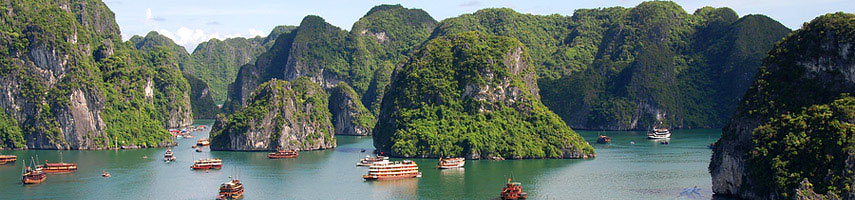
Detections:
[438, 162, 465, 169]
[647, 133, 671, 139]
[267, 155, 298, 159]
[22, 174, 46, 184]
[362, 173, 422, 180]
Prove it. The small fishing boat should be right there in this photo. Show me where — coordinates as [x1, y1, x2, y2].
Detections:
[0, 155, 16, 165]
[267, 148, 298, 159]
[362, 160, 421, 180]
[437, 157, 465, 169]
[500, 178, 528, 200]
[596, 135, 611, 144]
[216, 176, 245, 200]
[164, 149, 176, 162]
[22, 159, 46, 184]
[196, 138, 210, 146]
[356, 154, 389, 167]
[102, 170, 111, 177]
[191, 158, 222, 170]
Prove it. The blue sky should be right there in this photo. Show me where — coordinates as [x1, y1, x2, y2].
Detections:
[104, 0, 855, 52]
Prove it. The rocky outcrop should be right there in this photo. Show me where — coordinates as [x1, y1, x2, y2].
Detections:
[0, 0, 183, 149]
[183, 73, 219, 119]
[225, 5, 437, 115]
[373, 31, 594, 159]
[710, 13, 855, 199]
[211, 78, 335, 151]
[328, 83, 374, 136]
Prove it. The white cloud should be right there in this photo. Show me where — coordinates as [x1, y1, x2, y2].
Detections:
[248, 28, 265, 37]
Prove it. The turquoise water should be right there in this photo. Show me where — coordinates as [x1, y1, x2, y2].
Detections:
[1, 121, 718, 199]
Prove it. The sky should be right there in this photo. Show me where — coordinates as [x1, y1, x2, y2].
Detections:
[103, 0, 855, 52]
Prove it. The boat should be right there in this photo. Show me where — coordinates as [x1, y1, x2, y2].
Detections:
[164, 149, 176, 162]
[196, 138, 210, 146]
[437, 157, 465, 169]
[196, 147, 203, 152]
[356, 154, 389, 167]
[267, 148, 299, 159]
[500, 178, 528, 200]
[191, 158, 222, 170]
[42, 161, 78, 173]
[22, 160, 47, 184]
[596, 135, 611, 144]
[217, 176, 245, 200]
[0, 155, 17, 165]
[362, 160, 422, 180]
[102, 170, 111, 177]
[647, 122, 671, 139]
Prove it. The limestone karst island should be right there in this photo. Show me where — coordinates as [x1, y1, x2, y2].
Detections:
[1, 0, 853, 199]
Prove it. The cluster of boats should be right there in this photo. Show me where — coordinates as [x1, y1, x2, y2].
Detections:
[18, 154, 78, 184]
[169, 125, 207, 139]
[356, 155, 464, 180]
[593, 123, 672, 145]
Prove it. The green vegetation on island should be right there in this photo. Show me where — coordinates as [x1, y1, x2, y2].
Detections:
[711, 12, 855, 199]
[373, 31, 594, 159]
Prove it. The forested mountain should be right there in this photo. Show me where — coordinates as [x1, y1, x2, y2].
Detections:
[223, 5, 436, 136]
[431, 2, 791, 130]
[373, 31, 595, 159]
[0, 0, 191, 149]
[187, 25, 295, 102]
[210, 77, 335, 151]
[129, 31, 217, 119]
[710, 13, 855, 199]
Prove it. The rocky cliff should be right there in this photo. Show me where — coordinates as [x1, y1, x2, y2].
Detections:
[188, 25, 294, 102]
[373, 31, 594, 159]
[710, 13, 855, 199]
[210, 78, 335, 151]
[328, 83, 374, 136]
[432, 2, 791, 130]
[183, 73, 219, 119]
[129, 31, 194, 128]
[0, 0, 180, 149]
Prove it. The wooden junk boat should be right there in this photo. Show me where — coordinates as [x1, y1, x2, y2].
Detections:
[42, 159, 77, 173]
[196, 138, 211, 146]
[500, 178, 528, 200]
[597, 135, 611, 144]
[191, 158, 222, 170]
[22, 160, 46, 184]
[267, 148, 298, 159]
[0, 155, 17, 165]
[437, 157, 465, 169]
[216, 176, 245, 200]
[356, 154, 389, 167]
[164, 149, 176, 162]
[362, 160, 422, 180]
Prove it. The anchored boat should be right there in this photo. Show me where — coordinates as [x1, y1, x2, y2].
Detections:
[216, 176, 245, 200]
[356, 154, 389, 167]
[647, 122, 671, 139]
[596, 135, 611, 144]
[196, 138, 210, 146]
[500, 178, 528, 200]
[437, 157, 465, 169]
[267, 148, 298, 159]
[191, 158, 222, 170]
[0, 155, 16, 165]
[22, 159, 46, 184]
[362, 160, 422, 180]
[164, 149, 176, 162]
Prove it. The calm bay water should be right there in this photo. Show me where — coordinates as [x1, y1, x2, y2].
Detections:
[2, 120, 718, 199]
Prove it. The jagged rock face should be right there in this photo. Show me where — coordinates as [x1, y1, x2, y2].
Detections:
[328, 83, 375, 136]
[710, 13, 855, 199]
[211, 78, 335, 151]
[183, 73, 219, 119]
[0, 0, 183, 149]
[226, 5, 437, 115]
[373, 31, 594, 159]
